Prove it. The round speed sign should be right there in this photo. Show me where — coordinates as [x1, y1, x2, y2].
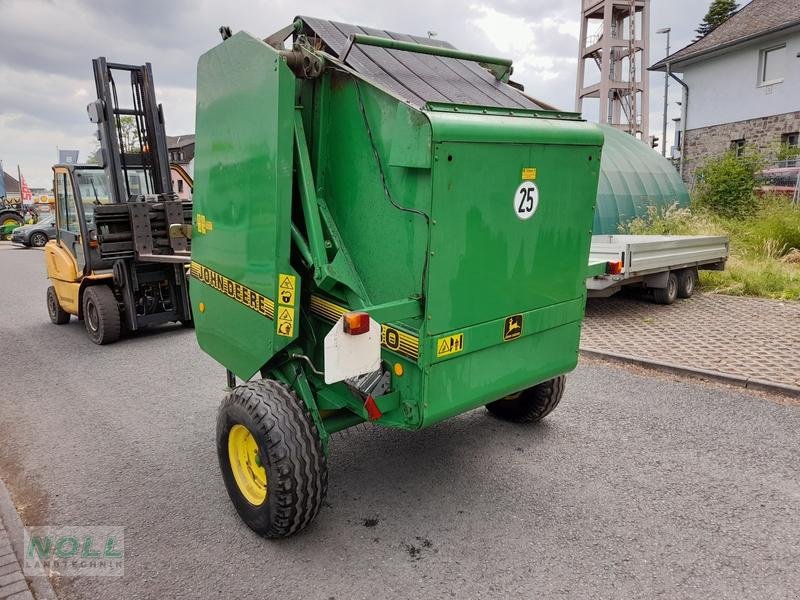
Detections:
[514, 181, 539, 220]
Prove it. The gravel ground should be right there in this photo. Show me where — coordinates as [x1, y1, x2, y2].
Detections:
[1, 245, 799, 600]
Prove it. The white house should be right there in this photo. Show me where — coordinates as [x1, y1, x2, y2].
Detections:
[651, 0, 800, 182]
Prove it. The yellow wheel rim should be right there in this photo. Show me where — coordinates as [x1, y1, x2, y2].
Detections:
[228, 424, 267, 505]
[2, 218, 19, 227]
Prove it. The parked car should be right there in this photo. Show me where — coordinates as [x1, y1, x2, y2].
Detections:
[10, 215, 56, 247]
[759, 163, 800, 198]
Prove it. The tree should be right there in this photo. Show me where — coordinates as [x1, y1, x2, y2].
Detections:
[87, 116, 142, 164]
[695, 0, 739, 40]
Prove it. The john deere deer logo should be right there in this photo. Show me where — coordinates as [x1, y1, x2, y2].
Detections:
[503, 314, 523, 341]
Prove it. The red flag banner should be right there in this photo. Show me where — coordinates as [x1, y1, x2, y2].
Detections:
[20, 173, 32, 202]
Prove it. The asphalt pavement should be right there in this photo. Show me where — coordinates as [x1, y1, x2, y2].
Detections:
[1, 245, 799, 600]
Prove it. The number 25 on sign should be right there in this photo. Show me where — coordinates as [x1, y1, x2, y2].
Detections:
[514, 181, 539, 220]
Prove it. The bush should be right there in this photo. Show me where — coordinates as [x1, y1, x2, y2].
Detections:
[693, 150, 764, 218]
[728, 195, 800, 258]
[624, 203, 725, 237]
[775, 143, 800, 162]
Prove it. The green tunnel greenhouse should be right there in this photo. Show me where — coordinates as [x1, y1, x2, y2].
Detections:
[594, 124, 690, 234]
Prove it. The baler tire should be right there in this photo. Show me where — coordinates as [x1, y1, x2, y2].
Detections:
[46, 286, 70, 324]
[82, 285, 121, 344]
[486, 375, 566, 423]
[676, 269, 697, 299]
[216, 379, 327, 538]
[652, 272, 678, 305]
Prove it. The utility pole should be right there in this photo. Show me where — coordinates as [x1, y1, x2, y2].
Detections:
[656, 27, 671, 156]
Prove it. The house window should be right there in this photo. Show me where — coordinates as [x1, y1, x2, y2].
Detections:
[782, 132, 799, 147]
[731, 139, 746, 157]
[177, 180, 184, 193]
[758, 44, 785, 86]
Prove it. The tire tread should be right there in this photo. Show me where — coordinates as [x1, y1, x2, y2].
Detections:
[218, 379, 327, 538]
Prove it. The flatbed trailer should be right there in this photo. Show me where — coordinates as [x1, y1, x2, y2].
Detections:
[586, 234, 729, 304]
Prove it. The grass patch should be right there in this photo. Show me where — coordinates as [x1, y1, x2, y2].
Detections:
[624, 197, 800, 301]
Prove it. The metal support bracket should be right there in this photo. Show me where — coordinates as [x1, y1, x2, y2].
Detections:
[128, 202, 153, 258]
[293, 111, 370, 302]
[163, 201, 188, 252]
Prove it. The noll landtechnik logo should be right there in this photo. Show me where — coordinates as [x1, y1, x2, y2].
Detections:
[23, 526, 124, 577]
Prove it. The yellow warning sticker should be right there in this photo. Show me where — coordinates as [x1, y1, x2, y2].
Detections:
[196, 214, 214, 234]
[521, 167, 537, 181]
[276, 306, 295, 337]
[278, 273, 296, 306]
[436, 332, 464, 358]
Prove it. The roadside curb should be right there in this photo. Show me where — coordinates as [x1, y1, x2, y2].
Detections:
[580, 348, 800, 400]
[0, 478, 58, 600]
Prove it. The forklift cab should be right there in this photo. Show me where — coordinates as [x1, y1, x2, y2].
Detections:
[51, 164, 108, 278]
[51, 165, 151, 272]
[45, 165, 116, 314]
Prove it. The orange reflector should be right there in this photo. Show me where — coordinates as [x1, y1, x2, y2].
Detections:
[343, 311, 370, 335]
[364, 395, 382, 421]
[393, 363, 404, 377]
[606, 260, 623, 275]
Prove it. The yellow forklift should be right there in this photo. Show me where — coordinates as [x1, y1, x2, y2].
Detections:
[45, 58, 192, 344]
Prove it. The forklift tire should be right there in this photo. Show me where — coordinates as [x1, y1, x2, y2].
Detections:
[676, 269, 697, 299]
[82, 285, 121, 345]
[486, 375, 565, 423]
[46, 286, 70, 324]
[652, 272, 678, 305]
[216, 379, 327, 538]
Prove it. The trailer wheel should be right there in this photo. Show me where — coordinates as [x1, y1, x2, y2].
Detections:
[676, 269, 697, 299]
[82, 285, 121, 344]
[486, 375, 566, 423]
[216, 379, 327, 538]
[652, 272, 678, 305]
[46, 286, 70, 324]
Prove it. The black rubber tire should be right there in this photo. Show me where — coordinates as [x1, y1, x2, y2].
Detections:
[216, 379, 327, 538]
[486, 375, 566, 423]
[82, 285, 121, 345]
[29, 232, 48, 247]
[652, 272, 678, 305]
[676, 269, 697, 299]
[46, 286, 70, 324]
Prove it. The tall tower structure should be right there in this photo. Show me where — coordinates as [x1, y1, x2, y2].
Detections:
[575, 0, 650, 139]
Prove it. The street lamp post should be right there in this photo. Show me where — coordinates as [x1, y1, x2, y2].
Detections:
[656, 27, 671, 157]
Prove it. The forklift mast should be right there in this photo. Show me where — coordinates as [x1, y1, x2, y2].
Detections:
[88, 58, 173, 203]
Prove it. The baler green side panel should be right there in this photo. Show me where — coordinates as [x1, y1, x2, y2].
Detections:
[191, 31, 299, 379]
[425, 115, 602, 335]
[318, 73, 432, 307]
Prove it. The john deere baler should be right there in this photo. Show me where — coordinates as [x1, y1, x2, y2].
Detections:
[191, 17, 603, 537]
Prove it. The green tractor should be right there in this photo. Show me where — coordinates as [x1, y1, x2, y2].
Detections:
[0, 200, 33, 240]
[191, 18, 604, 537]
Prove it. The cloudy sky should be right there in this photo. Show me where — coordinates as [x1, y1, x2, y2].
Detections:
[1, 0, 729, 187]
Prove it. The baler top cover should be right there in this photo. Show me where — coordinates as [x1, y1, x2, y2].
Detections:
[296, 16, 547, 111]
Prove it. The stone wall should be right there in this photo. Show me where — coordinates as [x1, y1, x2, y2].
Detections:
[682, 110, 800, 185]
